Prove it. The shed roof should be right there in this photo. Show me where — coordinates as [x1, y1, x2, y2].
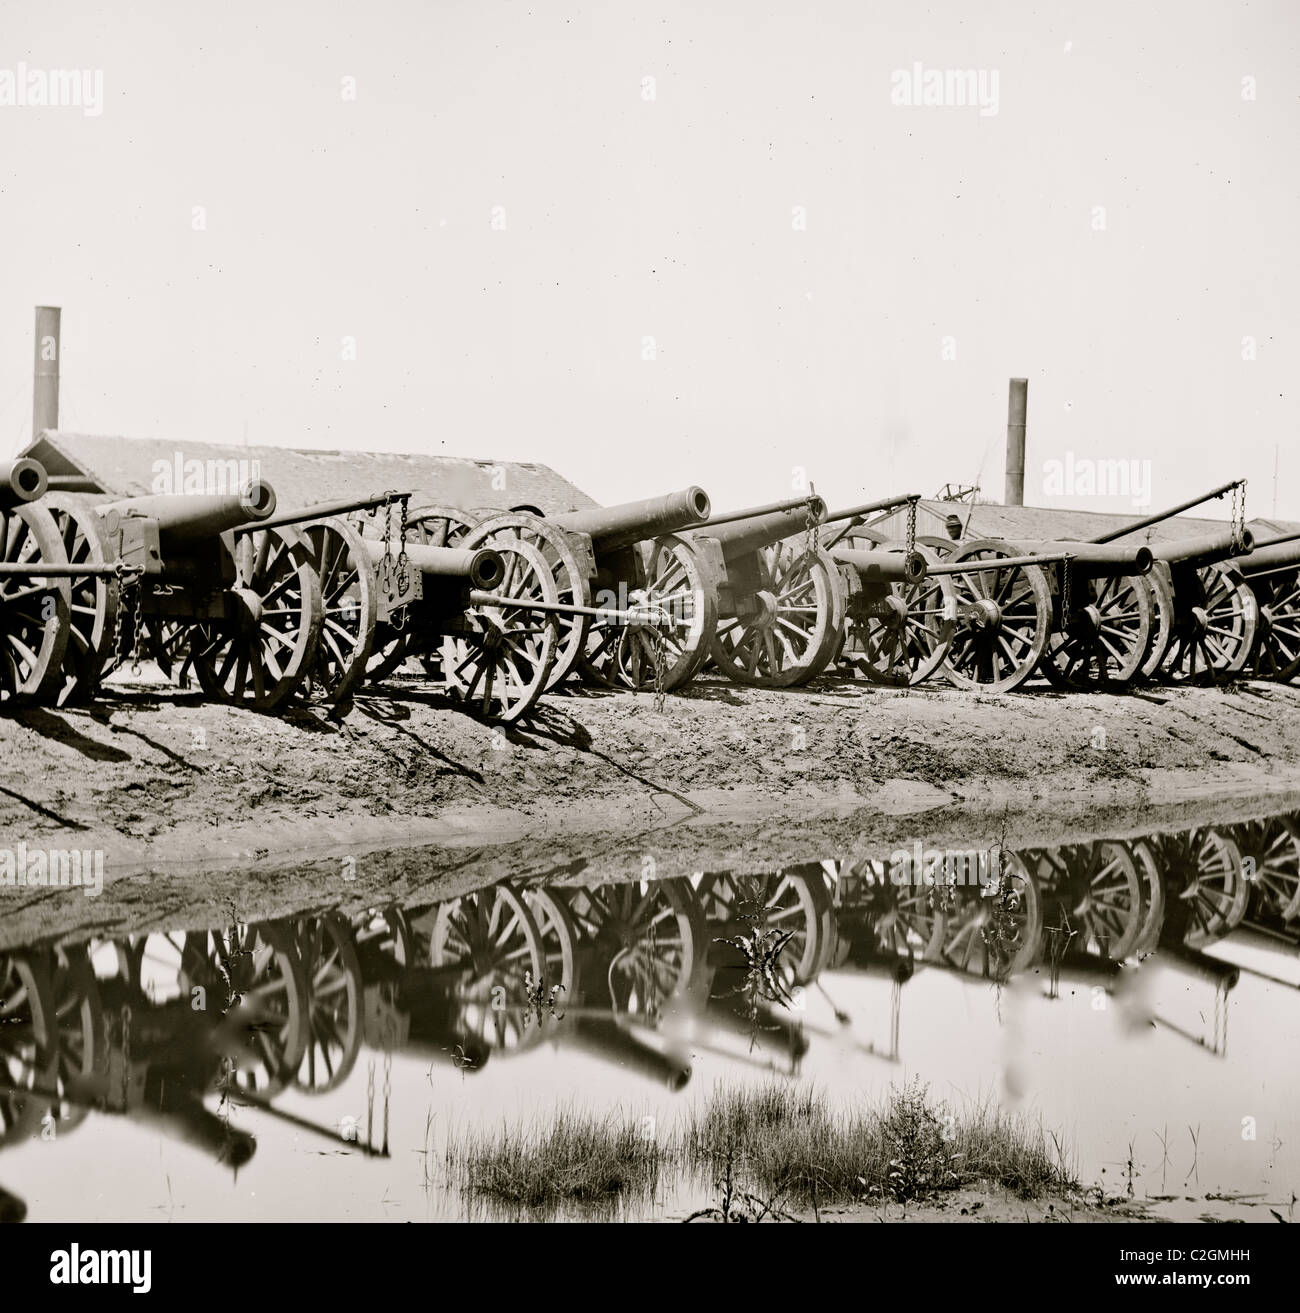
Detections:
[20, 431, 598, 515]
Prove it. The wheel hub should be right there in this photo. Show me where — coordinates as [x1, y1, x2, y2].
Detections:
[749, 590, 780, 629]
[964, 597, 1003, 629]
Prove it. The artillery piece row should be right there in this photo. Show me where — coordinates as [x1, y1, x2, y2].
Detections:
[1, 458, 1297, 718]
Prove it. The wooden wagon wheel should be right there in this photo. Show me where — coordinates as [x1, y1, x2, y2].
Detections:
[1160, 828, 1249, 947]
[840, 538, 957, 687]
[440, 538, 559, 722]
[1037, 841, 1145, 961]
[578, 533, 718, 692]
[1042, 571, 1155, 692]
[695, 869, 834, 989]
[293, 913, 364, 1093]
[1136, 563, 1176, 680]
[1232, 815, 1300, 923]
[942, 539, 1052, 692]
[299, 518, 377, 704]
[710, 543, 837, 688]
[1245, 567, 1300, 683]
[191, 526, 323, 710]
[937, 854, 1043, 980]
[462, 512, 592, 691]
[0, 503, 71, 706]
[1160, 563, 1258, 684]
[46, 495, 119, 706]
[1125, 837, 1167, 956]
[0, 952, 58, 1146]
[917, 533, 960, 560]
[408, 506, 480, 548]
[429, 883, 547, 1055]
[834, 857, 948, 962]
[46, 944, 107, 1132]
[564, 878, 707, 1019]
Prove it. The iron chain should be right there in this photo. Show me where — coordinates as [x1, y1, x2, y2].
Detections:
[1230, 480, 1247, 553]
[804, 483, 819, 558]
[905, 497, 917, 557]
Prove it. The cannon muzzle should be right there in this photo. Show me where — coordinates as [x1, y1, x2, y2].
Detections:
[551, 487, 711, 553]
[1234, 531, 1300, 576]
[1007, 541, 1153, 576]
[1150, 527, 1253, 570]
[0, 457, 48, 508]
[831, 546, 927, 586]
[695, 496, 828, 557]
[100, 482, 277, 543]
[362, 540, 504, 589]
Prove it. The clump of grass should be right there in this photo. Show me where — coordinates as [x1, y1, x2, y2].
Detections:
[682, 1079, 1076, 1206]
[446, 1104, 663, 1213]
[444, 1081, 1077, 1215]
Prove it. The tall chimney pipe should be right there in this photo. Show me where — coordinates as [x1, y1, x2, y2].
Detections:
[1004, 377, 1027, 506]
[33, 306, 61, 439]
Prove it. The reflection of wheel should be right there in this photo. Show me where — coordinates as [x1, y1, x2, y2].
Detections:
[1126, 838, 1167, 956]
[565, 879, 706, 1019]
[696, 869, 834, 987]
[938, 855, 1043, 980]
[1160, 829, 1249, 947]
[1231, 816, 1300, 923]
[293, 914, 364, 1093]
[1037, 841, 1144, 960]
[0, 953, 58, 1146]
[835, 858, 948, 961]
[48, 945, 107, 1130]
[524, 888, 581, 1008]
[430, 884, 546, 1053]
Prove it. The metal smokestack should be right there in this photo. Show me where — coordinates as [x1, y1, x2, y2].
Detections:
[1004, 377, 1027, 506]
[33, 306, 61, 438]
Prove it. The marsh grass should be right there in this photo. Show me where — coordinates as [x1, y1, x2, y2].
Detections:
[445, 1104, 664, 1216]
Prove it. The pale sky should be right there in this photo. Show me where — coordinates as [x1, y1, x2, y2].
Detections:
[1, 0, 1296, 516]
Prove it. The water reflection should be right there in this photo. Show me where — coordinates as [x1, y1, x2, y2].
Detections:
[1, 811, 1297, 1220]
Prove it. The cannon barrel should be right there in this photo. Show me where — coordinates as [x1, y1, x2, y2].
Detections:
[831, 546, 928, 585]
[550, 487, 711, 553]
[1003, 541, 1153, 576]
[1233, 530, 1300, 576]
[0, 457, 48, 508]
[1089, 480, 1243, 544]
[1150, 527, 1254, 569]
[100, 482, 277, 543]
[361, 539, 504, 590]
[695, 496, 828, 557]
[822, 493, 923, 525]
[567, 1017, 692, 1089]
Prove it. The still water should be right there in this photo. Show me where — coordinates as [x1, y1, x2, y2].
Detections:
[2, 812, 1298, 1221]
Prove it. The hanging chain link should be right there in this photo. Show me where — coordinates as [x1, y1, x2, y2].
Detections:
[397, 494, 410, 592]
[804, 483, 819, 558]
[1061, 553, 1074, 619]
[112, 565, 145, 675]
[1230, 479, 1247, 553]
[119, 1002, 132, 1111]
[905, 497, 917, 557]
[379, 493, 394, 582]
[366, 1056, 376, 1151]
[651, 621, 668, 713]
[382, 1035, 392, 1156]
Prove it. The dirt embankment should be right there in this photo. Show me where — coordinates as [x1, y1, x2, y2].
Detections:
[3, 671, 1300, 947]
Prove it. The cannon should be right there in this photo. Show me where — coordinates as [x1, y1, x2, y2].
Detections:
[445, 487, 717, 694]
[1084, 480, 1257, 683]
[1229, 529, 1300, 683]
[0, 457, 75, 706]
[57, 481, 327, 710]
[673, 494, 847, 687]
[816, 493, 956, 687]
[913, 538, 1155, 692]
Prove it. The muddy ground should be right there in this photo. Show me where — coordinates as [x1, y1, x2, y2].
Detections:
[3, 667, 1300, 948]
